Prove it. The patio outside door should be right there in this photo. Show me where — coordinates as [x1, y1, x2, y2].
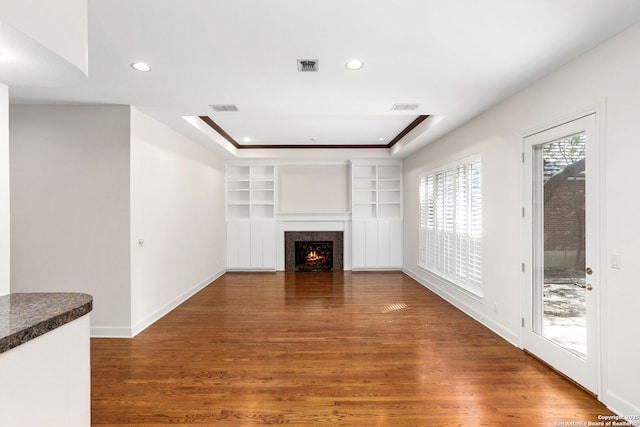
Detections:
[522, 114, 599, 393]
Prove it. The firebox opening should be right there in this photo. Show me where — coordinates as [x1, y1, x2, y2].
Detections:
[295, 241, 333, 272]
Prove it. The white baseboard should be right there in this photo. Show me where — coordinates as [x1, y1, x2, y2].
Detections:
[603, 391, 640, 426]
[130, 269, 226, 337]
[91, 269, 226, 338]
[90, 326, 133, 338]
[402, 267, 519, 346]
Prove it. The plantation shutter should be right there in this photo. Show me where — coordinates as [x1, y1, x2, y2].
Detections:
[418, 156, 482, 295]
[468, 159, 482, 290]
[418, 175, 427, 264]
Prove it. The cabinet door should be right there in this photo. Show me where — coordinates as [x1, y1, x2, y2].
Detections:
[227, 220, 251, 269]
[352, 219, 402, 269]
[388, 219, 403, 267]
[250, 221, 263, 268]
[250, 220, 276, 269]
[365, 220, 378, 268]
[237, 221, 251, 268]
[226, 221, 239, 268]
[352, 220, 367, 268]
[377, 219, 391, 267]
[261, 221, 276, 269]
[376, 219, 403, 268]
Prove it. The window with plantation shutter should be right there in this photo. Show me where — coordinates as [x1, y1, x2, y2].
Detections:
[419, 155, 482, 296]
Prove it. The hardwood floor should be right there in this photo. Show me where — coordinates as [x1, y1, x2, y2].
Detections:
[91, 272, 611, 426]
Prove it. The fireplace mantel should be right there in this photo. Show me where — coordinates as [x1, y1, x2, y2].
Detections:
[276, 212, 351, 221]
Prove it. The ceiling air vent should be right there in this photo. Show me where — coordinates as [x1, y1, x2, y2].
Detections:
[297, 59, 319, 72]
[391, 103, 420, 111]
[210, 104, 239, 112]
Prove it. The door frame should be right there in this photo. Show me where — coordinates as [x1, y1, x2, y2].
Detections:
[520, 103, 606, 397]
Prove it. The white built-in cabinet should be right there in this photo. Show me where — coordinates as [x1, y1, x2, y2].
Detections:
[226, 164, 277, 270]
[224, 161, 402, 271]
[350, 160, 403, 269]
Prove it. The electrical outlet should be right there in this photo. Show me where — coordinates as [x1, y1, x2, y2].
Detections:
[138, 239, 145, 247]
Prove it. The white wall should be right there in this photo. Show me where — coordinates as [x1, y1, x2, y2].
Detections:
[0, 83, 8, 296]
[403, 22, 640, 415]
[10, 105, 132, 331]
[130, 107, 226, 335]
[278, 163, 350, 213]
[10, 105, 227, 337]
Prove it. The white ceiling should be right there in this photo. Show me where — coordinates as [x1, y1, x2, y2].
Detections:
[8, 0, 640, 157]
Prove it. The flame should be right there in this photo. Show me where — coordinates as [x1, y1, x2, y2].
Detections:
[306, 250, 326, 264]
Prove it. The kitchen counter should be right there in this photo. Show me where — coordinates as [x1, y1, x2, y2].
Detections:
[0, 292, 93, 427]
[0, 292, 92, 354]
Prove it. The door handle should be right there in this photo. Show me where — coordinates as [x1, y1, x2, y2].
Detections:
[574, 281, 593, 291]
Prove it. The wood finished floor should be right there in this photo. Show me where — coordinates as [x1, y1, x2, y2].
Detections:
[91, 272, 611, 426]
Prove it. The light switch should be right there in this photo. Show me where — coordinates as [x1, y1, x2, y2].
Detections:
[610, 253, 621, 269]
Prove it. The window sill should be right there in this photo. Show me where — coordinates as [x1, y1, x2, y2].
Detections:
[416, 264, 484, 302]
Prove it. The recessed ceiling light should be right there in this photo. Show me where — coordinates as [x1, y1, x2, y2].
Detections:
[242, 137, 251, 143]
[345, 59, 364, 70]
[131, 62, 151, 72]
[378, 137, 386, 141]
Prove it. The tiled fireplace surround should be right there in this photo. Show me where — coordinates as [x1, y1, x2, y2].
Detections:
[277, 216, 351, 271]
[284, 231, 344, 271]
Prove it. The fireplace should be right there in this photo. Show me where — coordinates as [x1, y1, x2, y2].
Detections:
[295, 241, 333, 271]
[284, 231, 343, 271]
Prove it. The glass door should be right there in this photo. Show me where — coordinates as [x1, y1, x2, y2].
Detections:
[523, 114, 599, 393]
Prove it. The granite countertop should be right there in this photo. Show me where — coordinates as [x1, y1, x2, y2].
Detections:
[0, 293, 93, 354]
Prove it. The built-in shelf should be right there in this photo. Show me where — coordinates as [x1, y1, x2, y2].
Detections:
[226, 164, 276, 220]
[351, 161, 402, 219]
[226, 163, 278, 270]
[350, 160, 403, 270]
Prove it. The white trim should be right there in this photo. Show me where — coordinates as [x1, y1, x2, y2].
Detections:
[595, 100, 610, 411]
[520, 102, 606, 397]
[276, 212, 351, 221]
[90, 326, 133, 338]
[130, 269, 226, 337]
[416, 264, 484, 302]
[279, 220, 348, 232]
[91, 269, 226, 338]
[521, 101, 606, 139]
[404, 267, 518, 346]
[602, 391, 640, 427]
[183, 116, 238, 156]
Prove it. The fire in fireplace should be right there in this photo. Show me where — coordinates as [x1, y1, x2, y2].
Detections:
[295, 241, 333, 272]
